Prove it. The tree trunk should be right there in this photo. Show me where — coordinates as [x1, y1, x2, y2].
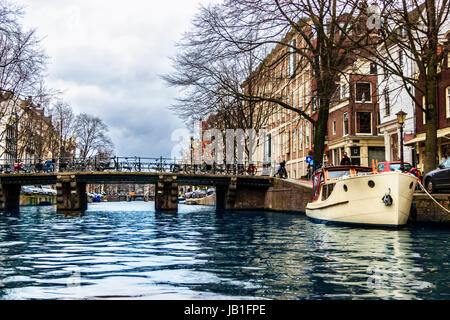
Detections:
[312, 98, 330, 166]
[423, 87, 438, 174]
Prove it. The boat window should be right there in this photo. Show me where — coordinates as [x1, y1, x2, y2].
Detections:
[322, 183, 335, 201]
[327, 170, 351, 179]
[388, 163, 412, 171]
[355, 169, 373, 175]
[312, 173, 322, 200]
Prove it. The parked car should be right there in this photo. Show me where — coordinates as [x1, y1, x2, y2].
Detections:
[207, 188, 216, 195]
[184, 192, 193, 199]
[40, 185, 57, 195]
[423, 157, 450, 193]
[377, 161, 413, 173]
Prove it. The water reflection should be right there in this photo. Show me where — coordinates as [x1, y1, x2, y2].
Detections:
[0, 202, 448, 299]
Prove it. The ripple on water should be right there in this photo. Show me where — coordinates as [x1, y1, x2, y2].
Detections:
[0, 202, 449, 300]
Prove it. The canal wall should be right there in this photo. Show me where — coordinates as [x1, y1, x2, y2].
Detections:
[263, 179, 312, 213]
[410, 193, 450, 225]
[185, 194, 216, 206]
[231, 178, 312, 213]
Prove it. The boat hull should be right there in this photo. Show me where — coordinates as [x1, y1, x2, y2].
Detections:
[306, 172, 417, 227]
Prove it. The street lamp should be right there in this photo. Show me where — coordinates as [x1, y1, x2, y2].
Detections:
[396, 110, 407, 172]
[190, 136, 194, 166]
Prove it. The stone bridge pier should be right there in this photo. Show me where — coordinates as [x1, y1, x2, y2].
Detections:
[154, 175, 178, 212]
[0, 183, 21, 212]
[56, 175, 87, 213]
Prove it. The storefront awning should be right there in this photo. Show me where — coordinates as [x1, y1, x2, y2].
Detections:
[405, 128, 450, 145]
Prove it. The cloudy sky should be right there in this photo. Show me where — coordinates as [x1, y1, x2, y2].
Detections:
[15, 0, 206, 157]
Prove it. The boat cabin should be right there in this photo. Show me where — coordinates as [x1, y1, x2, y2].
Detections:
[311, 165, 374, 202]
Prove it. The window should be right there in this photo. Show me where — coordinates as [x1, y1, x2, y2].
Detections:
[293, 89, 298, 108]
[327, 170, 351, 179]
[447, 87, 450, 118]
[306, 122, 310, 148]
[448, 50, 450, 68]
[289, 39, 296, 78]
[332, 120, 336, 135]
[299, 124, 303, 151]
[312, 90, 318, 111]
[293, 128, 297, 152]
[422, 95, 426, 124]
[333, 149, 338, 165]
[399, 50, 403, 66]
[282, 133, 285, 155]
[384, 88, 390, 116]
[299, 82, 304, 109]
[332, 84, 341, 102]
[341, 83, 349, 99]
[343, 112, 349, 136]
[370, 63, 377, 75]
[356, 111, 372, 134]
[305, 79, 310, 107]
[397, 26, 406, 38]
[355, 83, 371, 102]
[265, 133, 271, 162]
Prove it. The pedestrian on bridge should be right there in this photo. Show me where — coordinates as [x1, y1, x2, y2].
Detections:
[44, 148, 53, 173]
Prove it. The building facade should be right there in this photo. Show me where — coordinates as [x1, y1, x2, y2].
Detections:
[405, 30, 450, 170]
[326, 59, 385, 167]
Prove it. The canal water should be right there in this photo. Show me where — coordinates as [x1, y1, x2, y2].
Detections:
[0, 201, 448, 300]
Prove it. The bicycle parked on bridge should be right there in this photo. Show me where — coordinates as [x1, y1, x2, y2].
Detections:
[13, 161, 32, 173]
[93, 157, 118, 171]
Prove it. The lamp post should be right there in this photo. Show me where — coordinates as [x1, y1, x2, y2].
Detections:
[396, 110, 407, 172]
[190, 136, 194, 166]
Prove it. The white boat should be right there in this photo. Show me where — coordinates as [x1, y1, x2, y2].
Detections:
[305, 165, 418, 227]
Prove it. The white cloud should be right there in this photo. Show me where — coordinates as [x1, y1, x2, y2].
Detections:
[14, 0, 205, 157]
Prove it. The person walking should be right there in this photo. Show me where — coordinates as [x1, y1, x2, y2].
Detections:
[340, 152, 352, 166]
[275, 159, 287, 178]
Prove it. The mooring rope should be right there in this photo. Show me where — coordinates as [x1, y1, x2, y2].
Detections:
[417, 181, 450, 214]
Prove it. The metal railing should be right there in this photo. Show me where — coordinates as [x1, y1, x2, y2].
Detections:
[0, 156, 278, 176]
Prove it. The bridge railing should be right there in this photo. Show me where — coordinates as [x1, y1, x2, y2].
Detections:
[0, 156, 278, 176]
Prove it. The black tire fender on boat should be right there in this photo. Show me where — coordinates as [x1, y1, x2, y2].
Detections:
[382, 189, 393, 206]
[382, 194, 393, 206]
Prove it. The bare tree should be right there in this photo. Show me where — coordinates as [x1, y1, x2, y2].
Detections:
[74, 113, 114, 158]
[51, 100, 76, 158]
[166, 0, 380, 164]
[164, 46, 276, 160]
[0, 0, 48, 161]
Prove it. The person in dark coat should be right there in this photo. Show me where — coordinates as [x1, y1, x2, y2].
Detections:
[340, 152, 352, 166]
